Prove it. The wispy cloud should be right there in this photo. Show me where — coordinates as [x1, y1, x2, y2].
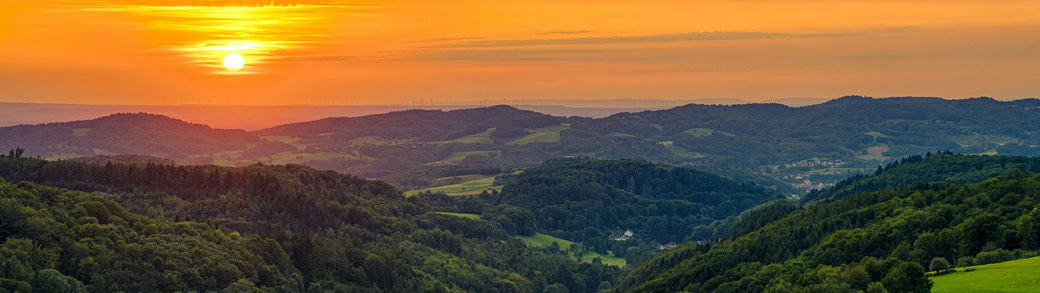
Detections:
[89, 0, 378, 7]
[68, 1, 366, 74]
[546, 30, 593, 35]
[431, 31, 847, 48]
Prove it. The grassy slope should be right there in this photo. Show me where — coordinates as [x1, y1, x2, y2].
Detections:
[518, 233, 627, 267]
[930, 257, 1040, 293]
[434, 211, 482, 219]
[441, 150, 501, 163]
[683, 127, 735, 137]
[435, 128, 496, 144]
[507, 124, 570, 145]
[405, 176, 501, 196]
[438, 212, 627, 267]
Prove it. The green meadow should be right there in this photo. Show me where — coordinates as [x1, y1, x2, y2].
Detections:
[518, 233, 627, 267]
[930, 256, 1040, 293]
[438, 213, 627, 267]
[507, 123, 570, 145]
[405, 176, 501, 196]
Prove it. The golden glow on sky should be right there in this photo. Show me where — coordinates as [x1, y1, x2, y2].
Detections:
[1, 0, 1040, 105]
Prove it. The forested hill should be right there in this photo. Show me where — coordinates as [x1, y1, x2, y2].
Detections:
[616, 154, 1040, 293]
[416, 158, 783, 269]
[494, 158, 782, 243]
[804, 153, 1040, 202]
[258, 105, 568, 142]
[0, 156, 619, 292]
[0, 113, 258, 159]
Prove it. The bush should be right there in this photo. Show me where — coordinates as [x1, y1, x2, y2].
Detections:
[929, 257, 951, 272]
[975, 249, 1013, 265]
[956, 256, 975, 267]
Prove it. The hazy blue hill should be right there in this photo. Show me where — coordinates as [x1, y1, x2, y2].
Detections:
[0, 113, 258, 159]
[258, 105, 567, 142]
[5, 97, 1040, 193]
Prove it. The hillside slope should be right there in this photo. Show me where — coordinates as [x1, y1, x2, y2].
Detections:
[0, 156, 618, 292]
[617, 154, 1040, 292]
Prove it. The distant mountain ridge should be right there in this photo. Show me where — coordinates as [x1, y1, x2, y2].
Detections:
[0, 113, 258, 159]
[3, 96, 1039, 192]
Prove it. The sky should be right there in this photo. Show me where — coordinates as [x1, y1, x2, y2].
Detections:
[1, 0, 1039, 106]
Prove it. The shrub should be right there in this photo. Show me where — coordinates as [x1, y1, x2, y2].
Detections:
[929, 257, 951, 272]
[956, 256, 975, 267]
[975, 249, 1013, 265]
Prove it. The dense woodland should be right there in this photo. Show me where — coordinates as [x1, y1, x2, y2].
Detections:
[0, 155, 618, 292]
[420, 158, 781, 253]
[618, 153, 1040, 292]
[5, 142, 1040, 292]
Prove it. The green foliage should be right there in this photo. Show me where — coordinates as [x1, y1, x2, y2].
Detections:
[490, 158, 781, 244]
[618, 155, 1040, 292]
[929, 257, 951, 272]
[0, 156, 620, 292]
[881, 262, 931, 293]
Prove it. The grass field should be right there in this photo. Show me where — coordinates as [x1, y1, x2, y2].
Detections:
[405, 176, 502, 196]
[434, 211, 482, 219]
[263, 151, 362, 165]
[857, 145, 890, 161]
[507, 124, 570, 145]
[518, 233, 626, 267]
[657, 141, 704, 159]
[436, 128, 496, 144]
[683, 127, 735, 137]
[864, 131, 892, 141]
[71, 128, 91, 137]
[260, 136, 310, 150]
[930, 256, 1040, 293]
[436, 214, 627, 267]
[518, 233, 574, 250]
[441, 150, 501, 163]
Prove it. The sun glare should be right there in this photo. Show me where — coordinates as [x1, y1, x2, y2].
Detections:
[223, 53, 245, 71]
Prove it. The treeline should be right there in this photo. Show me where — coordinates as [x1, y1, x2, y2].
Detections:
[0, 156, 618, 292]
[805, 152, 1040, 202]
[617, 154, 1040, 292]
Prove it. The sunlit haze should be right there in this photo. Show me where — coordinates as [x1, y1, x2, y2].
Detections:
[2, 0, 1039, 105]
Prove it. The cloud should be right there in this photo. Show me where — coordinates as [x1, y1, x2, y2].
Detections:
[547, 30, 593, 35]
[98, 0, 376, 7]
[431, 31, 847, 48]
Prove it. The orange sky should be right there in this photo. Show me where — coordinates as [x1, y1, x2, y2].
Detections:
[2, 0, 1039, 105]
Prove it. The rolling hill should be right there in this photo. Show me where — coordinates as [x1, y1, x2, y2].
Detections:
[4, 96, 1040, 193]
[0, 113, 258, 159]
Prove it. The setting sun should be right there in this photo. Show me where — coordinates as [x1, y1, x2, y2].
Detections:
[223, 53, 245, 71]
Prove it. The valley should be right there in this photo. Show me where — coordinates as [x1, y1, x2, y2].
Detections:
[3, 97, 1040, 292]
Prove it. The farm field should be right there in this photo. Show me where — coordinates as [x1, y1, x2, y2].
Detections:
[683, 127, 734, 137]
[405, 176, 501, 196]
[508, 123, 570, 145]
[434, 211, 482, 219]
[435, 128, 496, 144]
[438, 213, 627, 267]
[441, 150, 501, 163]
[930, 256, 1040, 293]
